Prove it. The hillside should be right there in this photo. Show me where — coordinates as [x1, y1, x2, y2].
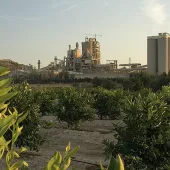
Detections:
[0, 59, 32, 71]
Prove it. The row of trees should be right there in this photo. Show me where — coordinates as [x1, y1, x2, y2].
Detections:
[4, 77, 170, 169]
[14, 71, 170, 92]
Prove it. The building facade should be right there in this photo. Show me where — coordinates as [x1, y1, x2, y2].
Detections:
[82, 37, 100, 65]
[147, 32, 170, 74]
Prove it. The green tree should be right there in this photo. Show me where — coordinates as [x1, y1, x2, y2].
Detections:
[103, 89, 170, 169]
[56, 88, 95, 128]
[6, 82, 45, 151]
[92, 87, 125, 120]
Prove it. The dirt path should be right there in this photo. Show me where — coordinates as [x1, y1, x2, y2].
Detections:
[0, 117, 117, 170]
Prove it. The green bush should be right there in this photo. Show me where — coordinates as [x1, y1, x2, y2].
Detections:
[33, 88, 57, 116]
[92, 88, 124, 120]
[92, 78, 123, 90]
[0, 66, 29, 169]
[103, 89, 170, 169]
[0, 66, 125, 170]
[56, 88, 95, 128]
[6, 82, 45, 151]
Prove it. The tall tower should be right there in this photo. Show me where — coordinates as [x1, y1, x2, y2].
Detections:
[37, 60, 41, 70]
[82, 37, 101, 65]
[147, 32, 170, 74]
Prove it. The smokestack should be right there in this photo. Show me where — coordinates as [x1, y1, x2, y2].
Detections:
[38, 60, 41, 70]
[54, 56, 57, 65]
[69, 45, 71, 51]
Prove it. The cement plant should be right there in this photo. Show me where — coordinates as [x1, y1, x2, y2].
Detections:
[3, 32, 170, 79]
[37, 35, 147, 79]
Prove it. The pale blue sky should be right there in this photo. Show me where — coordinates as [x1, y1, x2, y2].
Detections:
[0, 0, 170, 68]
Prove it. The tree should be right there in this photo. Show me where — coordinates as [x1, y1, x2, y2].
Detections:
[103, 89, 170, 169]
[7, 82, 45, 151]
[92, 88, 124, 120]
[56, 88, 95, 128]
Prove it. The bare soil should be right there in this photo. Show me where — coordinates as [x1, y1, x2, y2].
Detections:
[30, 84, 72, 88]
[0, 116, 117, 170]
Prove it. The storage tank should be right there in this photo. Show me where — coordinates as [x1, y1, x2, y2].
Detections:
[82, 37, 101, 64]
[93, 41, 100, 64]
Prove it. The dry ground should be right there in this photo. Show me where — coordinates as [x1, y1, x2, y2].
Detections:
[0, 116, 117, 170]
[30, 84, 72, 88]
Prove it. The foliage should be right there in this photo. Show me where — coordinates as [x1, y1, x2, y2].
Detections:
[92, 88, 124, 120]
[100, 154, 124, 170]
[56, 88, 95, 128]
[0, 67, 126, 170]
[45, 142, 80, 170]
[103, 89, 170, 169]
[0, 66, 80, 170]
[92, 78, 123, 90]
[6, 82, 45, 151]
[33, 88, 57, 116]
[0, 66, 29, 170]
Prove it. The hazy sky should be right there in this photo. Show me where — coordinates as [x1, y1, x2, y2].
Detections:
[0, 0, 170, 68]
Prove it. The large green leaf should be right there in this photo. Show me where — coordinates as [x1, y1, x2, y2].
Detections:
[0, 67, 10, 76]
[0, 92, 17, 105]
[0, 78, 13, 88]
[17, 112, 28, 124]
[0, 114, 16, 137]
[0, 87, 12, 96]
[0, 103, 9, 110]
[44, 152, 62, 170]
[107, 156, 117, 170]
[9, 161, 28, 170]
[12, 126, 23, 146]
[65, 146, 80, 160]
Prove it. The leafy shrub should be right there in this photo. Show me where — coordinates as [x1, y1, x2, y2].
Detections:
[33, 88, 57, 116]
[92, 78, 123, 90]
[0, 67, 80, 170]
[0, 67, 125, 170]
[0, 66, 29, 169]
[103, 89, 170, 169]
[56, 88, 95, 128]
[92, 88, 124, 120]
[6, 82, 45, 151]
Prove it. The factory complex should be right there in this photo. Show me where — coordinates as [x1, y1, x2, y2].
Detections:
[3, 32, 170, 78]
[37, 36, 147, 78]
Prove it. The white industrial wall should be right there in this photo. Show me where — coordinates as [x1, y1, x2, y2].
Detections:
[168, 38, 170, 72]
[147, 39, 157, 74]
[158, 37, 168, 74]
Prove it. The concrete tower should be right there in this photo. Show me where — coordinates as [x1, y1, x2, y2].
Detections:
[82, 37, 101, 65]
[147, 32, 170, 74]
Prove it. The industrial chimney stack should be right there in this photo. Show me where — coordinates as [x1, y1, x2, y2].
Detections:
[38, 60, 41, 70]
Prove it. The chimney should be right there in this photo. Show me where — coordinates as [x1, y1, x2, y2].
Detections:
[38, 60, 41, 70]
[69, 45, 71, 51]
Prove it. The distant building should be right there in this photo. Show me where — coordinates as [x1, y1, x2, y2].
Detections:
[147, 32, 170, 74]
[82, 37, 100, 65]
[66, 43, 82, 71]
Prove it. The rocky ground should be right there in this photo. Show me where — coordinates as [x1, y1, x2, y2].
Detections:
[0, 116, 118, 170]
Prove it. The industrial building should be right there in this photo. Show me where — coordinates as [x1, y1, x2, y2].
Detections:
[36, 36, 147, 78]
[60, 37, 118, 72]
[0, 34, 148, 80]
[147, 32, 170, 74]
